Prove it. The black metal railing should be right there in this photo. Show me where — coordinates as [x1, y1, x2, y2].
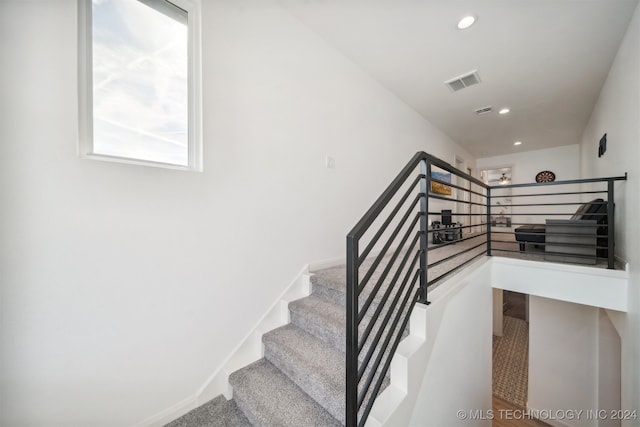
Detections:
[345, 152, 487, 427]
[345, 151, 627, 426]
[487, 175, 627, 269]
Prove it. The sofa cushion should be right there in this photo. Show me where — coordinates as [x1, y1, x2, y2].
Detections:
[514, 224, 546, 243]
[570, 198, 606, 221]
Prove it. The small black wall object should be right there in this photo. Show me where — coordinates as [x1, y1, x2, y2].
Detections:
[598, 133, 607, 157]
[441, 209, 452, 225]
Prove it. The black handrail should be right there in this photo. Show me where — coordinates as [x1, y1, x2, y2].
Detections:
[345, 152, 487, 427]
[345, 152, 626, 426]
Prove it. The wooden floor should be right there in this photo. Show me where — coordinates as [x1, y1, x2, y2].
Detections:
[493, 396, 552, 427]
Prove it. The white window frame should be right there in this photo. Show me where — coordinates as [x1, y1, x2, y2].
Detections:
[78, 0, 203, 171]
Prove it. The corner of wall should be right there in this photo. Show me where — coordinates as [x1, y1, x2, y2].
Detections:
[135, 265, 313, 427]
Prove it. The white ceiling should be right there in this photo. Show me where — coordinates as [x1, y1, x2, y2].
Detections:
[278, 0, 638, 158]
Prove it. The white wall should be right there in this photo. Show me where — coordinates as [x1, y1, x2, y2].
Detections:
[529, 297, 599, 427]
[492, 259, 625, 427]
[598, 311, 622, 427]
[477, 144, 581, 186]
[491, 257, 627, 313]
[528, 297, 623, 427]
[477, 145, 582, 225]
[407, 260, 493, 427]
[578, 1, 640, 420]
[0, 0, 474, 425]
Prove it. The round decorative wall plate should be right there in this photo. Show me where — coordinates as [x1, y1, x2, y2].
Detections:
[535, 170, 556, 183]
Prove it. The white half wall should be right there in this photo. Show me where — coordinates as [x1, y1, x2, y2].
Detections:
[528, 296, 600, 427]
[528, 297, 624, 427]
[492, 257, 628, 312]
[578, 1, 640, 420]
[598, 310, 622, 427]
[492, 257, 627, 427]
[0, 0, 475, 425]
[406, 259, 493, 427]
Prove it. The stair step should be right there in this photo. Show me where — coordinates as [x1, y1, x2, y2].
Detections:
[229, 359, 341, 427]
[310, 265, 346, 306]
[311, 256, 416, 319]
[289, 294, 345, 351]
[263, 324, 345, 423]
[164, 257, 412, 427]
[262, 323, 394, 425]
[289, 294, 408, 354]
[164, 395, 252, 427]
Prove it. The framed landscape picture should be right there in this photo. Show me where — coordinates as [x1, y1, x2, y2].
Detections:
[431, 170, 452, 196]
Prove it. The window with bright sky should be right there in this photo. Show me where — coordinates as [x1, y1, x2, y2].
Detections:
[80, 0, 202, 169]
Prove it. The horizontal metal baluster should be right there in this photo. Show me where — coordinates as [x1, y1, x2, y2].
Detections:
[426, 233, 487, 250]
[427, 241, 487, 269]
[358, 218, 420, 322]
[359, 243, 421, 352]
[359, 175, 422, 264]
[359, 288, 421, 427]
[357, 281, 420, 412]
[357, 267, 419, 382]
[357, 200, 420, 295]
[427, 251, 487, 287]
[507, 190, 606, 198]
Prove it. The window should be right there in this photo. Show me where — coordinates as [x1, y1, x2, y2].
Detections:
[79, 0, 202, 170]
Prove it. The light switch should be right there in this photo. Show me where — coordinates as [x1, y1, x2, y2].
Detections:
[325, 156, 335, 169]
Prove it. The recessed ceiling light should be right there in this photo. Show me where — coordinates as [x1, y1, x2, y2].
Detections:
[514, 141, 522, 146]
[499, 108, 510, 115]
[457, 15, 477, 30]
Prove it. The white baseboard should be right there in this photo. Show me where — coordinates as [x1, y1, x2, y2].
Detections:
[198, 264, 312, 399]
[133, 395, 198, 427]
[134, 247, 421, 427]
[308, 246, 401, 273]
[135, 264, 312, 427]
[308, 255, 347, 271]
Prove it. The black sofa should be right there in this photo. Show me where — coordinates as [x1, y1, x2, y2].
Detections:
[514, 198, 608, 254]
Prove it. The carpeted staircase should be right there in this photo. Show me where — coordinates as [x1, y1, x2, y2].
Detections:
[164, 394, 251, 427]
[166, 263, 396, 427]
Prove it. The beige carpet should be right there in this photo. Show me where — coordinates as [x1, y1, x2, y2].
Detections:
[493, 316, 529, 408]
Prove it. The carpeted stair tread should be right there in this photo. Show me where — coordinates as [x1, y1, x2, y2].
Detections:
[289, 294, 408, 354]
[262, 323, 393, 424]
[310, 274, 346, 307]
[310, 251, 404, 295]
[262, 324, 345, 423]
[164, 258, 410, 426]
[289, 294, 345, 351]
[311, 256, 414, 313]
[164, 395, 252, 427]
[229, 358, 341, 427]
[310, 265, 346, 291]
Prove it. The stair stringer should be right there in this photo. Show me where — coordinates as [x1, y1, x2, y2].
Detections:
[196, 255, 349, 402]
[365, 256, 489, 427]
[135, 262, 327, 427]
[197, 270, 316, 405]
[136, 249, 474, 427]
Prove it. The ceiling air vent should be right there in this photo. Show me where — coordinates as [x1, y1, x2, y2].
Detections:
[475, 106, 493, 115]
[444, 70, 481, 92]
